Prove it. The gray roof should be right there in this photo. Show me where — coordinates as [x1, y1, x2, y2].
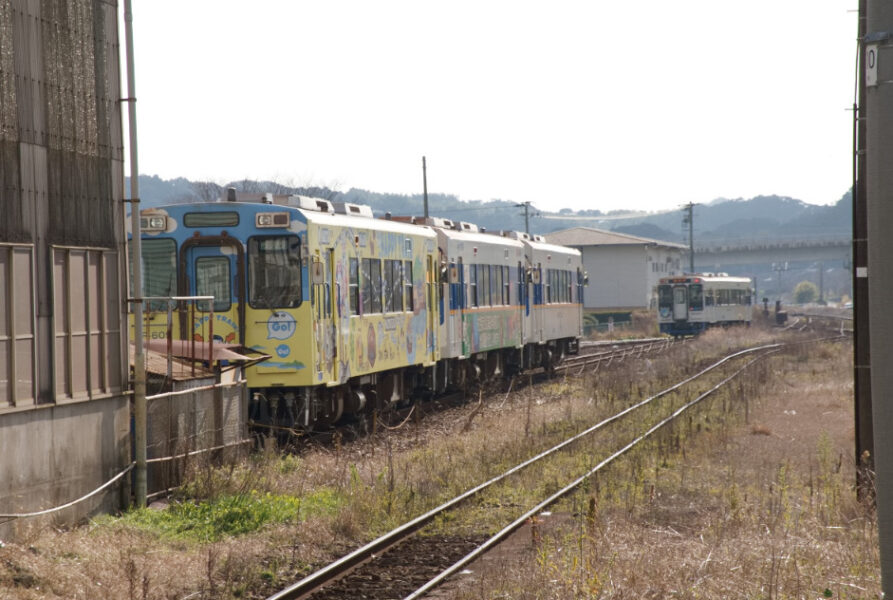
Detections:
[546, 227, 688, 250]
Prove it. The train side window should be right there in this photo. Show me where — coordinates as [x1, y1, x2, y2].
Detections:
[404, 260, 413, 312]
[195, 256, 231, 312]
[503, 265, 510, 305]
[383, 259, 397, 312]
[481, 264, 490, 306]
[362, 258, 382, 314]
[248, 236, 301, 308]
[469, 264, 478, 307]
[349, 258, 359, 315]
[718, 289, 730, 305]
[705, 289, 714, 306]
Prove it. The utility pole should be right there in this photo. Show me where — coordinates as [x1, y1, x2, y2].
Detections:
[866, 0, 893, 592]
[422, 156, 429, 219]
[854, 0, 874, 505]
[682, 202, 695, 273]
[516, 201, 532, 234]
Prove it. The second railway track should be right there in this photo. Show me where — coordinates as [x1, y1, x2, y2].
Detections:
[267, 337, 833, 600]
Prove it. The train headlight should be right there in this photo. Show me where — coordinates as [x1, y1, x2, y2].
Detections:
[256, 212, 290, 228]
[140, 215, 167, 232]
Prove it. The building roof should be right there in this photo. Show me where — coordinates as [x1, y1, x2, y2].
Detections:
[546, 226, 688, 250]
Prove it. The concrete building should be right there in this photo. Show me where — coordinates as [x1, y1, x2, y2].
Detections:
[546, 227, 687, 311]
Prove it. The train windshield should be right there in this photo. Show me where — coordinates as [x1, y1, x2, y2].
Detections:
[248, 236, 302, 308]
[689, 284, 704, 311]
[133, 238, 176, 311]
[658, 285, 673, 308]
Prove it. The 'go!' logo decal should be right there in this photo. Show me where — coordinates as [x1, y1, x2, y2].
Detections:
[267, 312, 297, 340]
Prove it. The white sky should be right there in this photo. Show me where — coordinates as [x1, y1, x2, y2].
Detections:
[126, 1, 858, 213]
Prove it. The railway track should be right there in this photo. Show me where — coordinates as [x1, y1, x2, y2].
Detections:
[266, 339, 807, 600]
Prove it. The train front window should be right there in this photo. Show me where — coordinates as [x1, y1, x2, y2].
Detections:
[196, 257, 231, 312]
[248, 236, 302, 308]
[135, 238, 176, 311]
[658, 285, 673, 308]
[689, 284, 703, 311]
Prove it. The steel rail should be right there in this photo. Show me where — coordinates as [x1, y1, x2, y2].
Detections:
[267, 342, 780, 600]
[404, 349, 780, 599]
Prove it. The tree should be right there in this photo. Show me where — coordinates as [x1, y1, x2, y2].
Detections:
[793, 280, 819, 304]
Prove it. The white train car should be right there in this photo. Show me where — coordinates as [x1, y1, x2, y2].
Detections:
[657, 274, 753, 337]
[515, 232, 584, 359]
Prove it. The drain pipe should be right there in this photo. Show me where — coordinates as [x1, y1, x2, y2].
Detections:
[123, 0, 147, 508]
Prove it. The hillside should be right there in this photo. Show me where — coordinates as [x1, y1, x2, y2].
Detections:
[128, 175, 852, 245]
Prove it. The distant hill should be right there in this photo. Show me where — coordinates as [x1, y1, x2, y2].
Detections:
[127, 175, 852, 246]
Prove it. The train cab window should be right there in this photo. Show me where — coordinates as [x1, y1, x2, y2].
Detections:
[195, 256, 231, 312]
[349, 258, 359, 315]
[658, 285, 673, 308]
[137, 238, 176, 311]
[362, 258, 382, 314]
[689, 284, 704, 311]
[403, 260, 414, 312]
[248, 236, 301, 308]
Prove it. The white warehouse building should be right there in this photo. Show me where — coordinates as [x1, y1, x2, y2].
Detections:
[546, 227, 688, 311]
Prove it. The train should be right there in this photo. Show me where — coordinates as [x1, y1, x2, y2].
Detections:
[656, 274, 754, 337]
[130, 193, 585, 431]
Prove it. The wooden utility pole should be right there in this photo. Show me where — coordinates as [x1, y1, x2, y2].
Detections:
[866, 0, 893, 591]
[422, 156, 429, 219]
[516, 201, 532, 234]
[682, 202, 695, 273]
[854, 0, 873, 502]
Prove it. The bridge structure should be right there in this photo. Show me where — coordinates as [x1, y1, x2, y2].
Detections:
[691, 234, 852, 301]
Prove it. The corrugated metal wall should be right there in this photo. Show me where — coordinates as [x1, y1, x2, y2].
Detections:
[0, 0, 126, 406]
[1, 0, 123, 246]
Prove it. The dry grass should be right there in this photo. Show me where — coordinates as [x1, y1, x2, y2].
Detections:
[445, 337, 879, 599]
[0, 328, 874, 599]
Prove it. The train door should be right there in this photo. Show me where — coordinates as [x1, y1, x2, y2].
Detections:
[179, 237, 244, 346]
[533, 263, 544, 342]
[328, 248, 340, 382]
[427, 254, 436, 360]
[673, 285, 688, 321]
[311, 250, 336, 382]
[448, 259, 461, 357]
[459, 257, 468, 356]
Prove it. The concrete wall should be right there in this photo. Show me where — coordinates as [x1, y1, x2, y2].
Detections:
[582, 245, 684, 310]
[0, 395, 130, 540]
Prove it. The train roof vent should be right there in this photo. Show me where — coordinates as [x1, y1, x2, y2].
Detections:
[501, 230, 530, 241]
[285, 195, 335, 213]
[532, 234, 546, 242]
[333, 202, 374, 218]
[453, 221, 479, 233]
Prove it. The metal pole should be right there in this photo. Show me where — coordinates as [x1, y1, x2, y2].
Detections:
[123, 0, 147, 508]
[422, 156, 429, 219]
[866, 0, 893, 591]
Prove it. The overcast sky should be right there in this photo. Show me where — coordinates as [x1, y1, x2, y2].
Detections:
[126, 1, 857, 213]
